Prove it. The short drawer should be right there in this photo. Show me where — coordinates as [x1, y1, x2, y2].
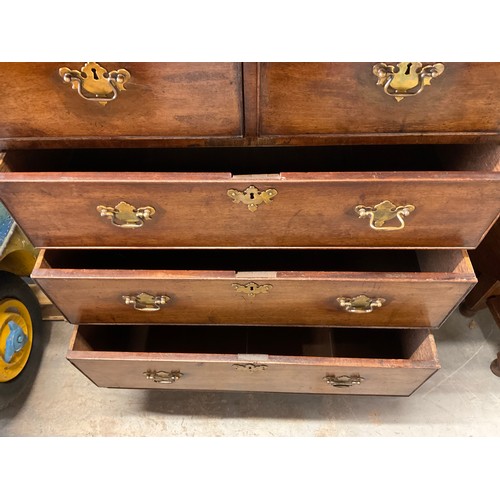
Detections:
[33, 248, 476, 328]
[67, 325, 439, 396]
[259, 63, 500, 140]
[0, 62, 242, 143]
[1, 145, 499, 249]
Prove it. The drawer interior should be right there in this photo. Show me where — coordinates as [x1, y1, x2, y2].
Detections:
[39, 248, 426, 272]
[72, 325, 434, 361]
[38, 249, 472, 276]
[3, 144, 499, 174]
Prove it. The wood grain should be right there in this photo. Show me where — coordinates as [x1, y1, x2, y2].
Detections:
[259, 63, 500, 137]
[1, 171, 498, 249]
[0, 63, 243, 140]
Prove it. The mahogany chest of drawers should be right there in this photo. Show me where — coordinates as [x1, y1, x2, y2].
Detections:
[1, 62, 499, 396]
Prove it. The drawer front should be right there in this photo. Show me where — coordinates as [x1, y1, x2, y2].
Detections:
[33, 250, 475, 327]
[0, 63, 242, 140]
[67, 326, 439, 396]
[1, 172, 499, 249]
[259, 63, 500, 138]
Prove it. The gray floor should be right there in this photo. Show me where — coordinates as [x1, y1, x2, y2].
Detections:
[1, 308, 500, 437]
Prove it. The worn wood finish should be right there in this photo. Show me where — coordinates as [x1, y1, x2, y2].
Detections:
[32, 249, 475, 327]
[0, 63, 243, 141]
[259, 63, 500, 139]
[1, 170, 498, 249]
[67, 325, 439, 395]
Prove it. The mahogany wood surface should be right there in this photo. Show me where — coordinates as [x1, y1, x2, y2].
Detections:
[67, 325, 439, 395]
[0, 63, 498, 147]
[258, 63, 500, 138]
[0, 63, 243, 142]
[4, 62, 499, 396]
[1, 171, 498, 249]
[33, 249, 475, 327]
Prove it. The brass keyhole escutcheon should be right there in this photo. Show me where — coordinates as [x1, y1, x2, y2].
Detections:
[233, 363, 268, 372]
[373, 62, 444, 102]
[227, 185, 278, 212]
[232, 282, 273, 298]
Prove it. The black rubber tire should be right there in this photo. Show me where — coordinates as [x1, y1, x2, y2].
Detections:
[0, 271, 43, 411]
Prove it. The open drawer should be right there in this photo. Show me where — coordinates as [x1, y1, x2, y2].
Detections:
[1, 145, 499, 249]
[67, 325, 440, 396]
[33, 248, 476, 328]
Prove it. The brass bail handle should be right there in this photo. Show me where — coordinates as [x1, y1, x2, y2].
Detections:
[59, 62, 131, 105]
[373, 62, 444, 102]
[144, 370, 183, 384]
[123, 292, 170, 312]
[337, 294, 386, 314]
[97, 201, 156, 229]
[323, 375, 365, 388]
[355, 200, 415, 231]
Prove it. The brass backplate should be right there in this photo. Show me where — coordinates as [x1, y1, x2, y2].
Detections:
[59, 62, 130, 105]
[97, 201, 155, 228]
[355, 200, 415, 231]
[144, 370, 182, 384]
[227, 185, 278, 212]
[233, 363, 268, 372]
[337, 294, 385, 313]
[373, 62, 444, 102]
[232, 282, 273, 298]
[123, 292, 170, 311]
[323, 374, 365, 388]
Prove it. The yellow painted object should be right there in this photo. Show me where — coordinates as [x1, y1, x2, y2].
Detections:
[0, 225, 37, 276]
[0, 299, 33, 382]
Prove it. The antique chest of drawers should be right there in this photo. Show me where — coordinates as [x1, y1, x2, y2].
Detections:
[1, 62, 499, 396]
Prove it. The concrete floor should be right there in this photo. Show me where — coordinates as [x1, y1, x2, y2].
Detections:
[1, 308, 499, 437]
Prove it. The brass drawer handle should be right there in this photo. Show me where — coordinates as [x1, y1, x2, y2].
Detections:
[123, 293, 170, 311]
[97, 201, 155, 228]
[144, 370, 182, 384]
[59, 62, 130, 106]
[355, 200, 414, 231]
[337, 294, 385, 313]
[227, 185, 278, 212]
[373, 62, 444, 102]
[232, 282, 273, 298]
[324, 374, 364, 388]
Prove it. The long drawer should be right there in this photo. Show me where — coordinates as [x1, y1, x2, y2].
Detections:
[1, 145, 499, 249]
[0, 63, 243, 142]
[33, 248, 476, 327]
[67, 325, 439, 396]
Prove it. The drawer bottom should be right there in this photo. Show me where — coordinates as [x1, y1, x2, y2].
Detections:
[68, 325, 439, 396]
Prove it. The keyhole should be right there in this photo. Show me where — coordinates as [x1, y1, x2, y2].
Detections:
[91, 68, 99, 80]
[405, 63, 412, 75]
[249, 286, 254, 291]
[249, 192, 255, 200]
